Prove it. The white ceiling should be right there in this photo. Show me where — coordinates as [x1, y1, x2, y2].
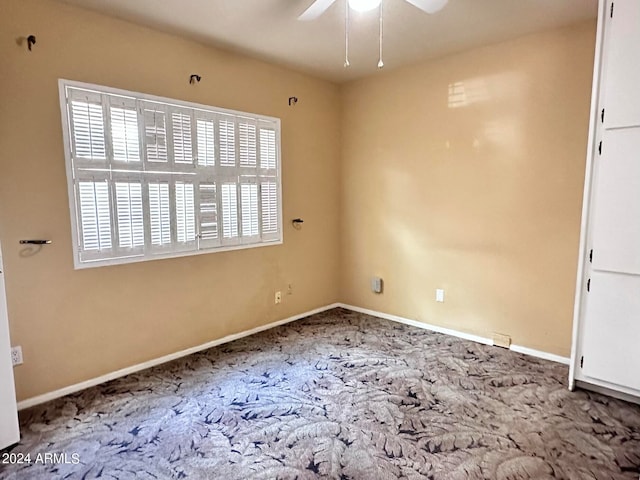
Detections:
[55, 0, 598, 83]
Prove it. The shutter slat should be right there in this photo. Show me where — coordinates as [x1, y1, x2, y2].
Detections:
[196, 119, 215, 167]
[221, 183, 239, 239]
[111, 103, 140, 163]
[143, 105, 168, 163]
[261, 181, 278, 235]
[219, 119, 236, 167]
[115, 182, 144, 249]
[78, 180, 112, 251]
[149, 182, 171, 246]
[172, 111, 194, 165]
[241, 183, 259, 237]
[239, 122, 257, 168]
[175, 182, 196, 243]
[71, 100, 106, 160]
[259, 128, 277, 169]
[199, 183, 218, 241]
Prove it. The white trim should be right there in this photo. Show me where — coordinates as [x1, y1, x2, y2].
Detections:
[74, 238, 284, 270]
[575, 380, 640, 405]
[17, 303, 340, 411]
[59, 79, 280, 123]
[568, 0, 608, 390]
[337, 303, 493, 345]
[509, 344, 570, 365]
[337, 304, 570, 365]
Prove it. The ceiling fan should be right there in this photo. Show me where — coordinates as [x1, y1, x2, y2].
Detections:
[298, 0, 449, 21]
[299, 0, 449, 69]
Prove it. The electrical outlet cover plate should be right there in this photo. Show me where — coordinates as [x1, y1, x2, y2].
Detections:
[275, 291, 282, 304]
[11, 346, 23, 366]
[436, 289, 445, 302]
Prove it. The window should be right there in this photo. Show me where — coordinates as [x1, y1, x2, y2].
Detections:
[59, 80, 282, 269]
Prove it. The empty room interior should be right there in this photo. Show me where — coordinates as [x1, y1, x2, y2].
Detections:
[1, 0, 639, 478]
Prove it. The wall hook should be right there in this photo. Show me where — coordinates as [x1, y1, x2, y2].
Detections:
[27, 35, 36, 51]
[190, 74, 202, 85]
[288, 96, 298, 106]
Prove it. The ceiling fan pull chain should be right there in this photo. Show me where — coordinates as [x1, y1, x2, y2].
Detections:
[378, 0, 384, 68]
[345, 0, 350, 68]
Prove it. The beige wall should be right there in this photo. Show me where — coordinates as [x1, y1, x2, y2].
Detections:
[0, 0, 341, 401]
[340, 22, 596, 357]
[1, 0, 596, 403]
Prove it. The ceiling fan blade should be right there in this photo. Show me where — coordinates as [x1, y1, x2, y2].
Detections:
[298, 0, 338, 21]
[404, 0, 448, 14]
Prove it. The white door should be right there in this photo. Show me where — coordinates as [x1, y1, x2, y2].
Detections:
[0, 244, 19, 449]
[581, 0, 640, 392]
[582, 272, 640, 390]
[601, 0, 640, 129]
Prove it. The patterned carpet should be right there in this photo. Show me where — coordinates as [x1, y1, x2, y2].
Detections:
[1, 308, 639, 479]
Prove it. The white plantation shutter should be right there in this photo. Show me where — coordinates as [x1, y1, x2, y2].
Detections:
[171, 109, 194, 165]
[239, 121, 257, 168]
[77, 180, 112, 253]
[197, 182, 219, 248]
[115, 181, 144, 249]
[259, 127, 277, 170]
[261, 181, 279, 240]
[61, 80, 281, 268]
[221, 182, 239, 242]
[148, 182, 171, 247]
[175, 182, 196, 244]
[219, 118, 236, 167]
[142, 103, 168, 164]
[68, 90, 106, 162]
[109, 97, 140, 163]
[240, 182, 259, 240]
[196, 117, 215, 167]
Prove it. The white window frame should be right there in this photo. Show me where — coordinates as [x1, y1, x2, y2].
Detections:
[58, 79, 282, 269]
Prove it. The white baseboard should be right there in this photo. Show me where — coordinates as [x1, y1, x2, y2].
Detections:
[509, 344, 570, 365]
[17, 303, 340, 411]
[18, 302, 569, 410]
[337, 303, 570, 365]
[338, 303, 494, 345]
[574, 380, 640, 404]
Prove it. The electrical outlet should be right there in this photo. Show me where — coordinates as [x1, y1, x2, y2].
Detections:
[436, 289, 445, 302]
[11, 346, 23, 366]
[287, 283, 293, 295]
[275, 291, 282, 304]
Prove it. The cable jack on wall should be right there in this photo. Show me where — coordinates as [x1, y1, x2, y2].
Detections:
[189, 74, 202, 85]
[288, 96, 298, 106]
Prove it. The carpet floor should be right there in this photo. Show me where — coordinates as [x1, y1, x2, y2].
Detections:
[1, 308, 639, 479]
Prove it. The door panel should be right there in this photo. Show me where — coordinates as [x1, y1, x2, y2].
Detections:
[591, 127, 640, 275]
[0, 246, 19, 449]
[602, 0, 640, 128]
[582, 271, 640, 391]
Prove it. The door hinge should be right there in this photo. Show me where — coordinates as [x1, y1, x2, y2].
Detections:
[598, 141, 602, 155]
[610, 2, 614, 18]
[587, 278, 591, 292]
[601, 108, 605, 123]
[580, 356, 584, 368]
[589, 249, 593, 263]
